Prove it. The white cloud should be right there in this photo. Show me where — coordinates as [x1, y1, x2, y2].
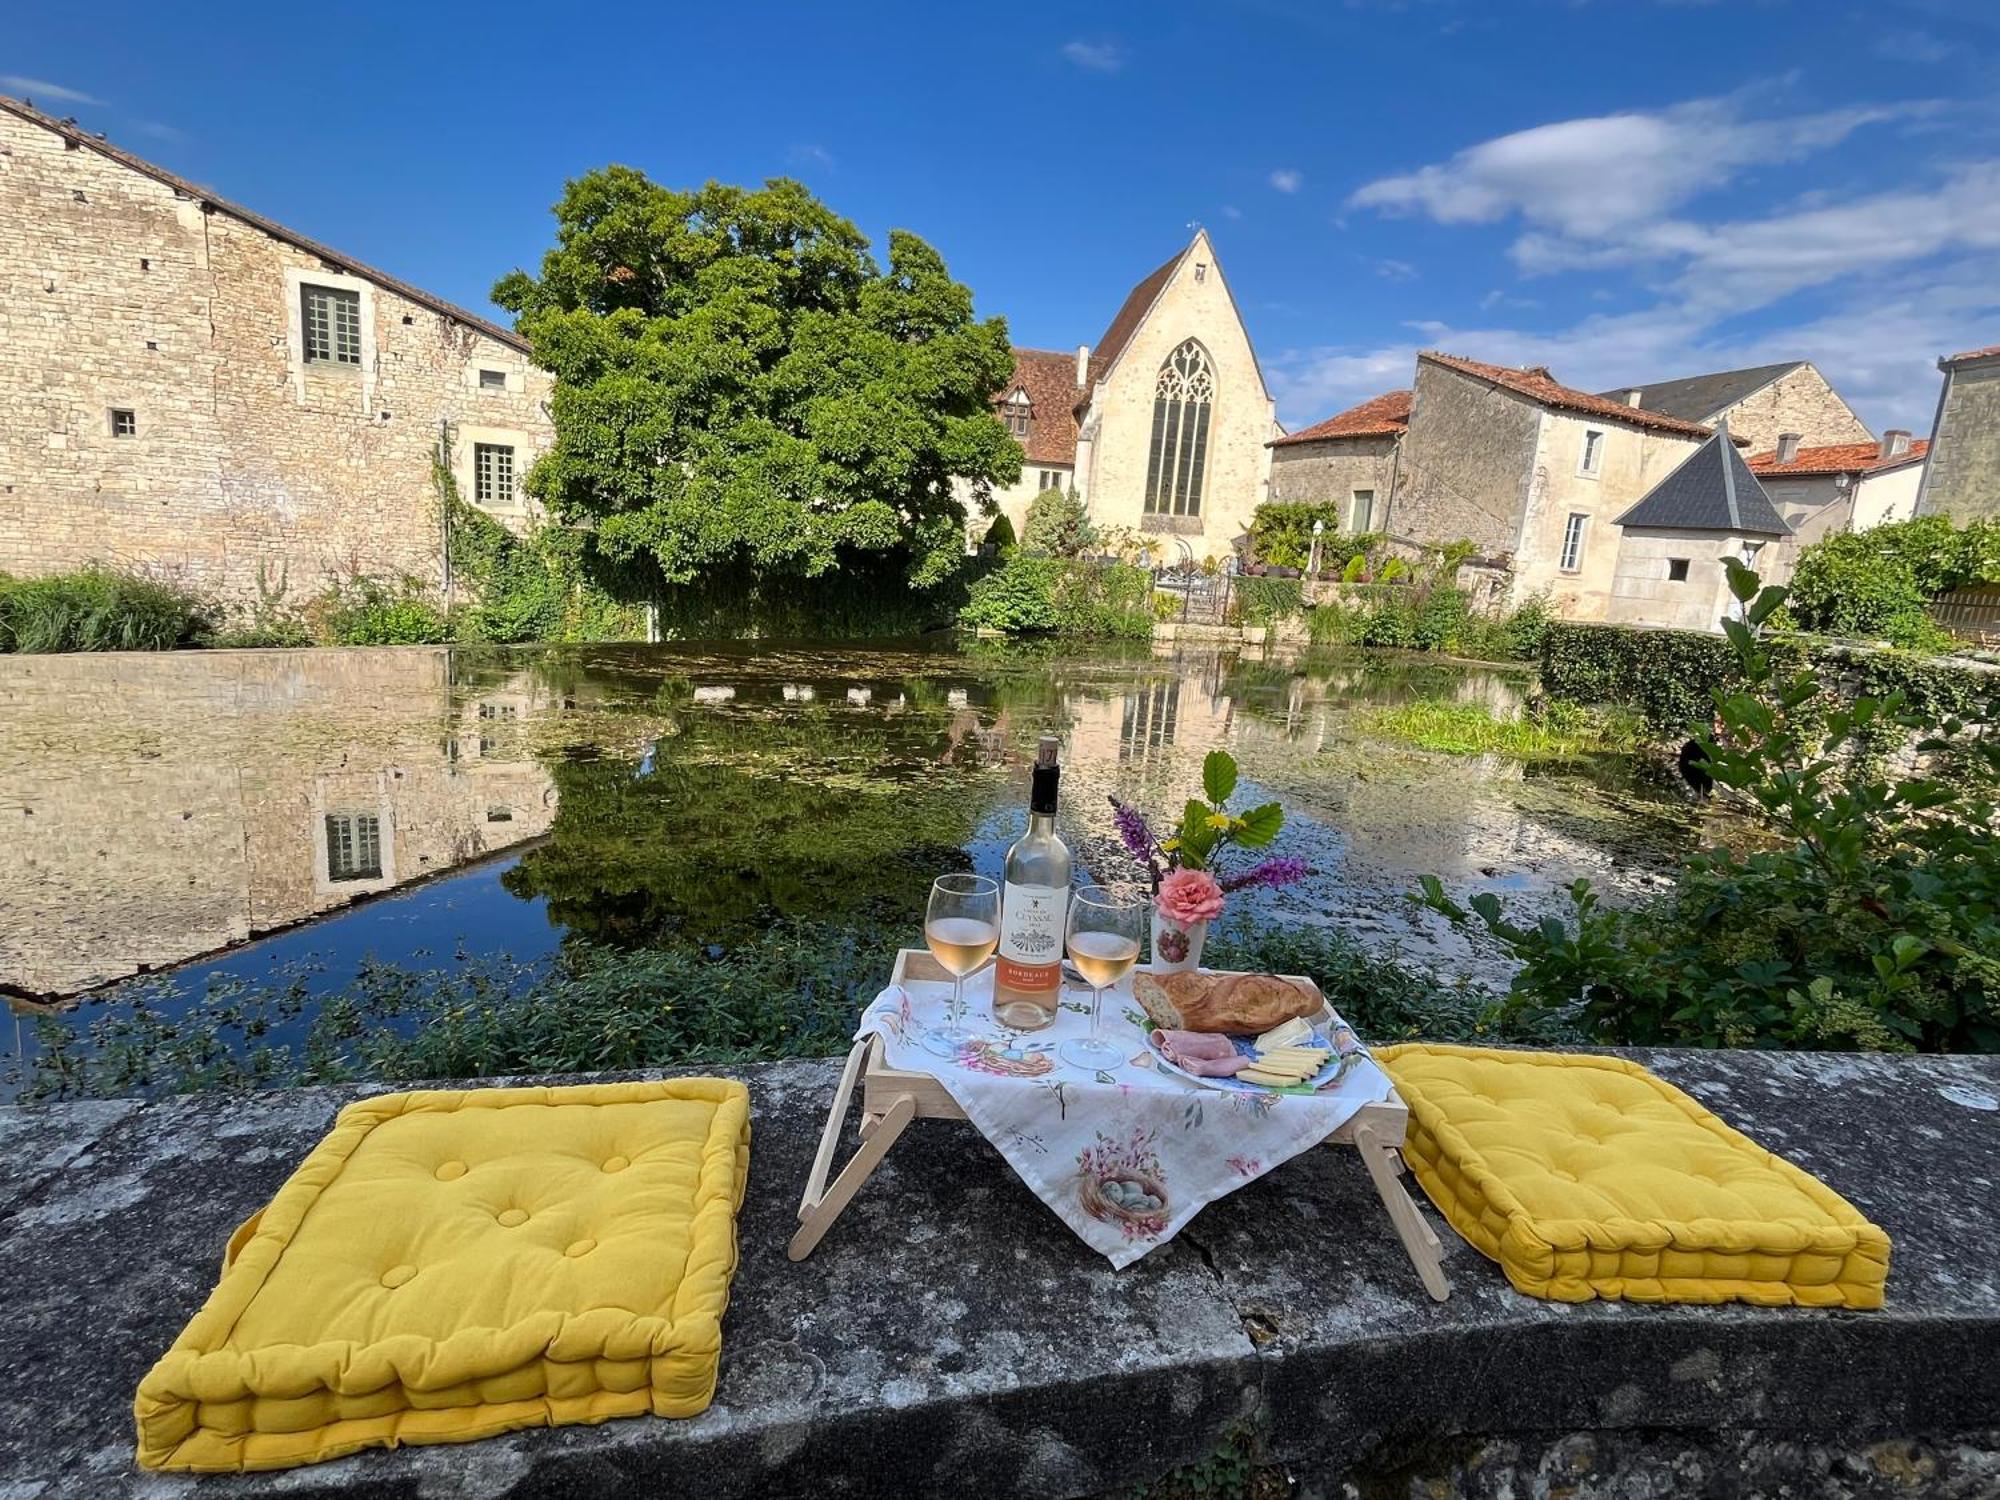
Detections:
[1348, 95, 1932, 238]
[1269, 168, 1304, 194]
[136, 121, 184, 142]
[1875, 30, 1951, 65]
[786, 143, 835, 171]
[1061, 40, 1125, 73]
[1375, 258, 1419, 281]
[1, 74, 104, 106]
[1221, 204, 1243, 220]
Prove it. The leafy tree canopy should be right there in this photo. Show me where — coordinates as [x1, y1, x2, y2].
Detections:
[495, 169, 1022, 591]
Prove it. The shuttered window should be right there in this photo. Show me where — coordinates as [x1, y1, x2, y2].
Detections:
[301, 284, 362, 366]
[474, 443, 516, 508]
[325, 812, 382, 882]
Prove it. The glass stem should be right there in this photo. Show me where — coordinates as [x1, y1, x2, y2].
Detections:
[952, 972, 964, 1030]
[1091, 983, 1105, 1041]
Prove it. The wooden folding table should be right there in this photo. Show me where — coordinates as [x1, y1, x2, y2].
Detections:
[790, 951, 1450, 1301]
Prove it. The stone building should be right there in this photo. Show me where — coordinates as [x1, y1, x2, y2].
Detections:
[0, 96, 550, 613]
[1749, 431, 1927, 576]
[1606, 429, 1791, 633]
[972, 230, 1279, 559]
[1264, 390, 1410, 532]
[1387, 353, 1714, 619]
[1917, 343, 2000, 523]
[1594, 361, 1871, 454]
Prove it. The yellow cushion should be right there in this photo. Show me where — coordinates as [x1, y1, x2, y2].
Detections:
[135, 1078, 751, 1473]
[1377, 1044, 1889, 1308]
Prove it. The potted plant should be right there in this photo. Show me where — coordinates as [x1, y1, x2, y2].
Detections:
[1107, 751, 1309, 972]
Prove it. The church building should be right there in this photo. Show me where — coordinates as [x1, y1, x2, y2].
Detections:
[976, 231, 1279, 559]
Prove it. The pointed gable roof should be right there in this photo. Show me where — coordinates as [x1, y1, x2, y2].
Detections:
[1594, 361, 1803, 423]
[1615, 428, 1791, 536]
[1271, 390, 1412, 446]
[1082, 246, 1185, 393]
[0, 93, 529, 354]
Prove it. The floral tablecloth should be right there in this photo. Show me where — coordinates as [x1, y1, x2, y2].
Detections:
[856, 967, 1396, 1268]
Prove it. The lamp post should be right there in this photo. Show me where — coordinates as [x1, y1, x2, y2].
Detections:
[1308, 517, 1325, 579]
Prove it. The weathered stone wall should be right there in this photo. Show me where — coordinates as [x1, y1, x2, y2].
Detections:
[0, 648, 555, 997]
[0, 108, 552, 615]
[1920, 359, 2000, 523]
[1606, 527, 1749, 632]
[1075, 232, 1277, 560]
[1265, 436, 1398, 530]
[1514, 409, 1703, 620]
[1390, 361, 1542, 556]
[1719, 362, 1872, 451]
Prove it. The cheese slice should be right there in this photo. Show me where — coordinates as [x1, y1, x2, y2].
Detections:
[1255, 1017, 1313, 1051]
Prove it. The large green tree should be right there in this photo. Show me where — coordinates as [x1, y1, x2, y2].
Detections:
[494, 170, 1021, 594]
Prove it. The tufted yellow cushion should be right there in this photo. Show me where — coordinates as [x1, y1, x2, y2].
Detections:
[134, 1079, 751, 1473]
[1377, 1045, 1889, 1307]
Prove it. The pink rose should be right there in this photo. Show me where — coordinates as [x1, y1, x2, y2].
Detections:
[1157, 868, 1225, 926]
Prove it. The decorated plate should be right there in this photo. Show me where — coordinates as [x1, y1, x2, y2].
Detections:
[1144, 1022, 1366, 1095]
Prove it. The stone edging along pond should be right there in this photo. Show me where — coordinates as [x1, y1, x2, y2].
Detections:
[3, 1048, 1997, 1496]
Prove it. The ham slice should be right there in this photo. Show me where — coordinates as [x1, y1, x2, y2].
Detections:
[1151, 1028, 1252, 1077]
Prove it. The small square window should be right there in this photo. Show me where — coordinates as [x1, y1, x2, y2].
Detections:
[1667, 557, 1690, 582]
[478, 368, 507, 391]
[1194, 262, 1208, 282]
[109, 409, 137, 438]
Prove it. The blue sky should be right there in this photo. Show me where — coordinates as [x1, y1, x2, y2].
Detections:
[9, 0, 1999, 434]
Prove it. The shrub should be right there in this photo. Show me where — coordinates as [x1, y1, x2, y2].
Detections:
[1788, 515, 2000, 650]
[1421, 560, 2000, 1053]
[958, 554, 1152, 638]
[317, 577, 451, 646]
[1020, 487, 1093, 557]
[1340, 553, 1368, 583]
[1233, 575, 1304, 624]
[982, 513, 1017, 550]
[0, 567, 215, 652]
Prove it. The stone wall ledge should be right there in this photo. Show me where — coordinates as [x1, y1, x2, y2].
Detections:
[2, 1047, 1996, 1497]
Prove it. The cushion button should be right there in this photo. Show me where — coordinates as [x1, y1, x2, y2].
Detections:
[380, 1264, 417, 1289]
[565, 1238, 597, 1259]
[601, 1155, 629, 1174]
[497, 1208, 529, 1228]
[434, 1160, 467, 1182]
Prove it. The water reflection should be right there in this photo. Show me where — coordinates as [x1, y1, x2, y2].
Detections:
[1, 640, 1700, 1020]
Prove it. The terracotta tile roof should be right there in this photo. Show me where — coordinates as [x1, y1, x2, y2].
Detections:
[1270, 389, 1412, 447]
[1747, 438, 1929, 477]
[999, 348, 1081, 467]
[1080, 246, 1185, 397]
[1420, 351, 1716, 438]
[0, 93, 530, 354]
[1943, 343, 2000, 366]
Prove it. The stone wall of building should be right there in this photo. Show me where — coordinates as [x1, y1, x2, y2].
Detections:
[1075, 233, 1276, 560]
[1718, 363, 1871, 451]
[1514, 409, 1704, 620]
[1266, 436, 1398, 531]
[1920, 359, 2000, 523]
[0, 647, 555, 997]
[1606, 527, 1749, 632]
[1389, 361, 1542, 554]
[0, 107, 551, 615]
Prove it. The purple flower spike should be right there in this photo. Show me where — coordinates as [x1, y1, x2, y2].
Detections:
[1220, 856, 1310, 894]
[1109, 796, 1158, 864]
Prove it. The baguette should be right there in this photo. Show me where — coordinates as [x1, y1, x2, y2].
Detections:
[1131, 970, 1319, 1034]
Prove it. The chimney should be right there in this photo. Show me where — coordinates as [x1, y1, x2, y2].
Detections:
[1521, 365, 1553, 380]
[1881, 428, 1911, 459]
[1776, 432, 1802, 465]
[1625, 389, 1643, 407]
[1075, 345, 1089, 387]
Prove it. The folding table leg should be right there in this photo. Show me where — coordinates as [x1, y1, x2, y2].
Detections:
[1353, 1120, 1451, 1302]
[789, 1083, 917, 1262]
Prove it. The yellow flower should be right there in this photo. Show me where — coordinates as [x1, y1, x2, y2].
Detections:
[1205, 813, 1234, 831]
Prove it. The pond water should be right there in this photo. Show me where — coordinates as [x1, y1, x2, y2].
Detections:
[0, 640, 1706, 1096]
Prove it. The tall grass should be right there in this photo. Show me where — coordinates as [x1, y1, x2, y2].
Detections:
[1356, 698, 1642, 759]
[0, 567, 216, 653]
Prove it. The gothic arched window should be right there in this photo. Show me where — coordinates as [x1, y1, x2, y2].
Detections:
[1144, 340, 1214, 517]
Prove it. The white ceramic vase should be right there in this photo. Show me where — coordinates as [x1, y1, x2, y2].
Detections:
[1150, 910, 1208, 973]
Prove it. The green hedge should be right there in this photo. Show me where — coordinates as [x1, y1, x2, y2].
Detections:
[1542, 620, 1996, 734]
[0, 567, 216, 652]
[1247, 504, 1382, 572]
[959, 553, 1152, 638]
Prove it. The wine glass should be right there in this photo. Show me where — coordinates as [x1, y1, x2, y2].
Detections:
[925, 873, 1000, 1048]
[1056, 884, 1146, 1073]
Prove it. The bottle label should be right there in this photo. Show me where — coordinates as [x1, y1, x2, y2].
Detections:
[996, 881, 1066, 992]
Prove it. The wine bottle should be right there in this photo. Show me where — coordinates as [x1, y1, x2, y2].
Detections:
[993, 735, 1071, 1030]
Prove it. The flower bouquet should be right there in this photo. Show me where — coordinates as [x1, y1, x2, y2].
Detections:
[1109, 749, 1308, 972]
